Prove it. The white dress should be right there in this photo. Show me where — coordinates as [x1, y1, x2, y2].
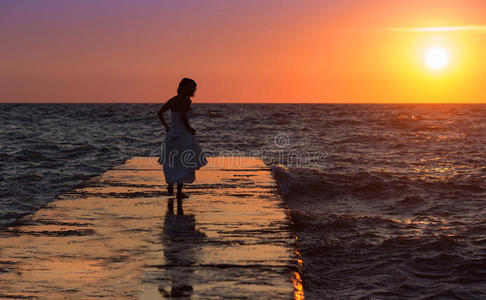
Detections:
[158, 108, 207, 184]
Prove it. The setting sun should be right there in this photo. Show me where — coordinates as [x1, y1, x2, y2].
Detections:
[425, 46, 450, 70]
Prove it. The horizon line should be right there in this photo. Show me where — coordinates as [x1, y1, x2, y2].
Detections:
[2, 101, 486, 105]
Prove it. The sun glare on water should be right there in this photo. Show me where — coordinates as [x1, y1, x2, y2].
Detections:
[425, 46, 450, 70]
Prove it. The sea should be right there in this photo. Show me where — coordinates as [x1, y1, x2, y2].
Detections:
[1, 103, 485, 299]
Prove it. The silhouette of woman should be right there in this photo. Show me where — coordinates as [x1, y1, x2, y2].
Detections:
[157, 78, 207, 198]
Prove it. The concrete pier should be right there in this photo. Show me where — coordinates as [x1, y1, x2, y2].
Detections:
[0, 157, 303, 299]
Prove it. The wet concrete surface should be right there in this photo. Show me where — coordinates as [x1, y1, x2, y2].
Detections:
[0, 157, 303, 299]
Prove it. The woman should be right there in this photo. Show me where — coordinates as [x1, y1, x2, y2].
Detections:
[157, 78, 207, 198]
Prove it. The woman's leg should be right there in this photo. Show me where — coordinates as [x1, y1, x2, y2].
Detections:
[167, 184, 174, 195]
[176, 183, 188, 199]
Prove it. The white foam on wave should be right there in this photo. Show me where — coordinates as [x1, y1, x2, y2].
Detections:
[270, 164, 299, 196]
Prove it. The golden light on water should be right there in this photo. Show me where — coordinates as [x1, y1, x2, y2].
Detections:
[292, 271, 305, 300]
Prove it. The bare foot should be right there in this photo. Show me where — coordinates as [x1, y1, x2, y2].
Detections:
[176, 191, 189, 199]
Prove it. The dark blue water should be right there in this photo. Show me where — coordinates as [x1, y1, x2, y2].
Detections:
[1, 103, 485, 299]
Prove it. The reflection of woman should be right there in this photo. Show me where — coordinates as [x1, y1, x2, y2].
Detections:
[159, 198, 204, 298]
[157, 78, 207, 198]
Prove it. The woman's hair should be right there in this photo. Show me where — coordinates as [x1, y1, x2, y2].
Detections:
[177, 77, 197, 95]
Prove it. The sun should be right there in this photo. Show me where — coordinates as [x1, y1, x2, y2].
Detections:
[425, 46, 449, 70]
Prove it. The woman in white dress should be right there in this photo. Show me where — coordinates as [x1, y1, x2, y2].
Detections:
[157, 78, 207, 198]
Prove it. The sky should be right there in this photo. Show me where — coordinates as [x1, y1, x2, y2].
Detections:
[1, 0, 486, 103]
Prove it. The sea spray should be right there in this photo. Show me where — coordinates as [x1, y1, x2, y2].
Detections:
[271, 164, 299, 196]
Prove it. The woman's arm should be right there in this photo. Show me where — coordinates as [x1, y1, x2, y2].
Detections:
[157, 98, 173, 132]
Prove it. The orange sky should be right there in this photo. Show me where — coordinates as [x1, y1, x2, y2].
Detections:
[1, 0, 486, 103]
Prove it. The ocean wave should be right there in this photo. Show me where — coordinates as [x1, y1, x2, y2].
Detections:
[272, 167, 486, 203]
[270, 164, 299, 196]
[2, 103, 486, 298]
